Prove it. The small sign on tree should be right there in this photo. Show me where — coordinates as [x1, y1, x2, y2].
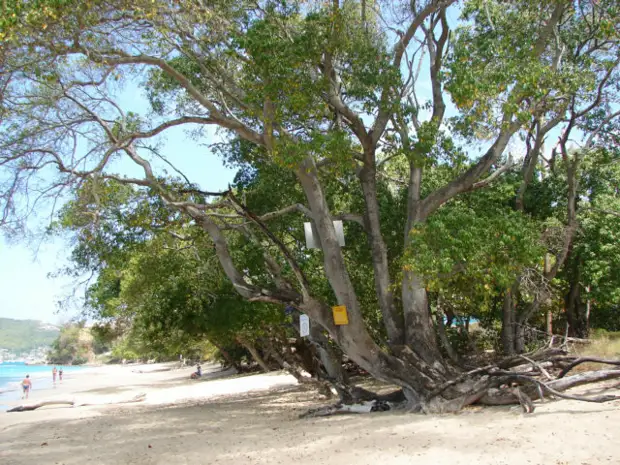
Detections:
[304, 220, 345, 249]
[299, 314, 310, 337]
[332, 306, 349, 325]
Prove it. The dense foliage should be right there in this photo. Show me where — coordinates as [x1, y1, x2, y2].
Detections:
[47, 322, 93, 365]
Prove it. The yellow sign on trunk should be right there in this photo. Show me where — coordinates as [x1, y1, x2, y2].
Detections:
[332, 305, 349, 325]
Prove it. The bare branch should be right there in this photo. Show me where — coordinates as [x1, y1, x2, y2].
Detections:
[466, 154, 516, 192]
[258, 203, 314, 221]
[372, 0, 457, 145]
[126, 116, 216, 141]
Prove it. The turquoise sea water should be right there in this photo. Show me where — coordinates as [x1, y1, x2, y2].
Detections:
[0, 362, 83, 411]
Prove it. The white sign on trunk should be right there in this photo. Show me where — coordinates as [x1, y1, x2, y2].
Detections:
[299, 314, 310, 337]
[303, 220, 345, 249]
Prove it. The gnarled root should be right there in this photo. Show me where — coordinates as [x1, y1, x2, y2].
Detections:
[300, 350, 620, 417]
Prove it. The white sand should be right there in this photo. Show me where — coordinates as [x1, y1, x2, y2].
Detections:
[1, 363, 620, 465]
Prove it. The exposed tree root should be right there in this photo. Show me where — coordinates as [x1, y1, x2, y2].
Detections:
[299, 399, 395, 418]
[480, 370, 620, 408]
[299, 388, 406, 418]
[299, 350, 620, 417]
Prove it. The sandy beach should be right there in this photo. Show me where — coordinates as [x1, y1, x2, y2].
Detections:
[1, 363, 620, 465]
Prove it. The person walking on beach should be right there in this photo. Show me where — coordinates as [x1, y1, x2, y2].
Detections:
[52, 366, 58, 386]
[59, 367, 63, 383]
[21, 375, 32, 399]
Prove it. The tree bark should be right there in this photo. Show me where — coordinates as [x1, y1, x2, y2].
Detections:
[565, 269, 589, 339]
[435, 298, 459, 364]
[402, 270, 443, 364]
[515, 319, 528, 354]
[309, 324, 349, 385]
[401, 161, 444, 366]
[239, 338, 271, 373]
[358, 163, 405, 347]
[294, 159, 420, 389]
[289, 311, 353, 401]
[211, 341, 241, 372]
[502, 287, 517, 355]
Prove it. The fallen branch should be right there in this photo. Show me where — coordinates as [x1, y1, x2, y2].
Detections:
[425, 349, 564, 402]
[301, 351, 620, 416]
[7, 401, 75, 413]
[426, 364, 496, 400]
[497, 348, 567, 369]
[557, 358, 620, 379]
[481, 369, 620, 408]
[518, 355, 553, 380]
[512, 387, 535, 413]
[512, 373, 620, 404]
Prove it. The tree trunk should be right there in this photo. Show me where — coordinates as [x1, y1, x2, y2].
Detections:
[288, 312, 353, 401]
[515, 322, 527, 354]
[309, 324, 349, 383]
[585, 287, 591, 334]
[435, 299, 459, 364]
[358, 163, 405, 347]
[401, 161, 444, 367]
[239, 338, 271, 373]
[502, 287, 516, 355]
[402, 270, 443, 365]
[295, 160, 444, 398]
[445, 308, 455, 327]
[211, 341, 241, 372]
[294, 158, 477, 410]
[565, 273, 589, 339]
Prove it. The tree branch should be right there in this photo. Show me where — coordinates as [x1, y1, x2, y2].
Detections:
[227, 192, 311, 300]
[466, 154, 516, 192]
[372, 0, 456, 145]
[421, 120, 521, 217]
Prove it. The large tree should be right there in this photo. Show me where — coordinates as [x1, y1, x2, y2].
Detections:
[1, 0, 619, 411]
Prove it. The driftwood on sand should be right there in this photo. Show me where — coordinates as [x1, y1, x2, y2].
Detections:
[7, 393, 147, 413]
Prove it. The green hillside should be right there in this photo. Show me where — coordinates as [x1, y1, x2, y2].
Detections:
[0, 318, 59, 352]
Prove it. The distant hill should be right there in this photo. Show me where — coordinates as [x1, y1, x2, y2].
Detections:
[0, 318, 59, 352]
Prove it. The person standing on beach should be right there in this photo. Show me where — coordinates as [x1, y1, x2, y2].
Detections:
[59, 368, 63, 383]
[52, 366, 58, 386]
[21, 375, 32, 399]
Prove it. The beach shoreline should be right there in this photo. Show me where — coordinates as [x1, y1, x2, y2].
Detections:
[0, 364, 90, 409]
[1, 363, 619, 465]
